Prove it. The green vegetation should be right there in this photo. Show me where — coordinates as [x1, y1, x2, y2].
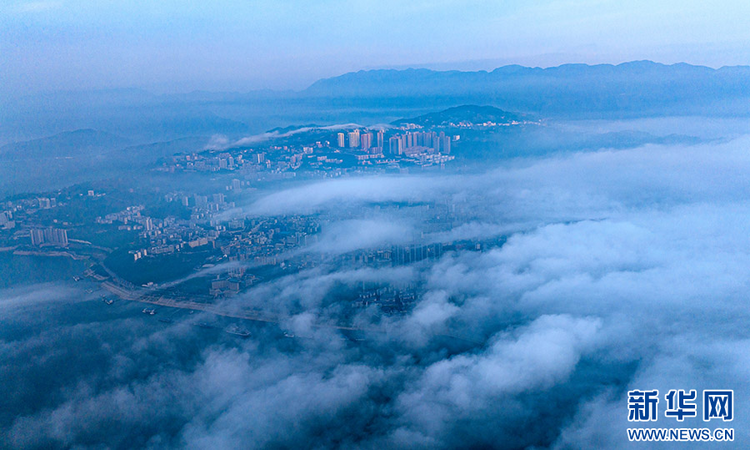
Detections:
[67, 226, 136, 250]
[104, 247, 219, 285]
[143, 200, 191, 220]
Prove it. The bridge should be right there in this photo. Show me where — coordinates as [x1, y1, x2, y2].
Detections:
[101, 281, 363, 331]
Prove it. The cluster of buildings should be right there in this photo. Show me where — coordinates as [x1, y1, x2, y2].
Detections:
[215, 216, 319, 266]
[0, 119, 500, 319]
[97, 205, 148, 230]
[210, 276, 243, 297]
[36, 197, 58, 209]
[95, 194, 325, 297]
[0, 197, 72, 245]
[179, 152, 246, 172]
[170, 147, 308, 176]
[449, 119, 524, 128]
[338, 128, 456, 165]
[164, 192, 239, 225]
[354, 287, 418, 314]
[337, 129, 453, 157]
[0, 196, 65, 233]
[337, 129, 386, 153]
[164, 124, 459, 184]
[335, 128, 456, 168]
[0, 170, 507, 319]
[97, 204, 219, 260]
[388, 130, 452, 156]
[339, 243, 446, 271]
[202, 215, 321, 297]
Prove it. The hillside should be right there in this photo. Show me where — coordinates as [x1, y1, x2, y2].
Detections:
[393, 105, 527, 127]
[0, 129, 129, 161]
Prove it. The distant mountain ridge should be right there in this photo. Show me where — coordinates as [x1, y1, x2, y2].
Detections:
[0, 129, 129, 160]
[306, 61, 748, 94]
[304, 61, 750, 117]
[393, 105, 527, 127]
[3, 61, 749, 146]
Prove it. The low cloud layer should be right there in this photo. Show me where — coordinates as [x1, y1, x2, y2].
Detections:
[205, 123, 366, 151]
[3, 134, 750, 448]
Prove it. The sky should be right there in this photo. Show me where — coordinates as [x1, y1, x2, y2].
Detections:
[1, 0, 750, 97]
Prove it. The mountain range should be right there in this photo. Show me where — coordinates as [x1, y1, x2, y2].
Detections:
[305, 61, 750, 116]
[2, 61, 748, 145]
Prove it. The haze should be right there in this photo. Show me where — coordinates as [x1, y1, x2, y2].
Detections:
[2, 0, 750, 97]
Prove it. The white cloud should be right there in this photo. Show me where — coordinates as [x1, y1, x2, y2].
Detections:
[13, 1, 61, 13]
[7, 133, 750, 448]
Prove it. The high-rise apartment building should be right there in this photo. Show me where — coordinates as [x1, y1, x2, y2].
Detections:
[439, 132, 451, 154]
[348, 130, 360, 148]
[361, 132, 373, 150]
[389, 136, 403, 155]
[30, 227, 68, 247]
